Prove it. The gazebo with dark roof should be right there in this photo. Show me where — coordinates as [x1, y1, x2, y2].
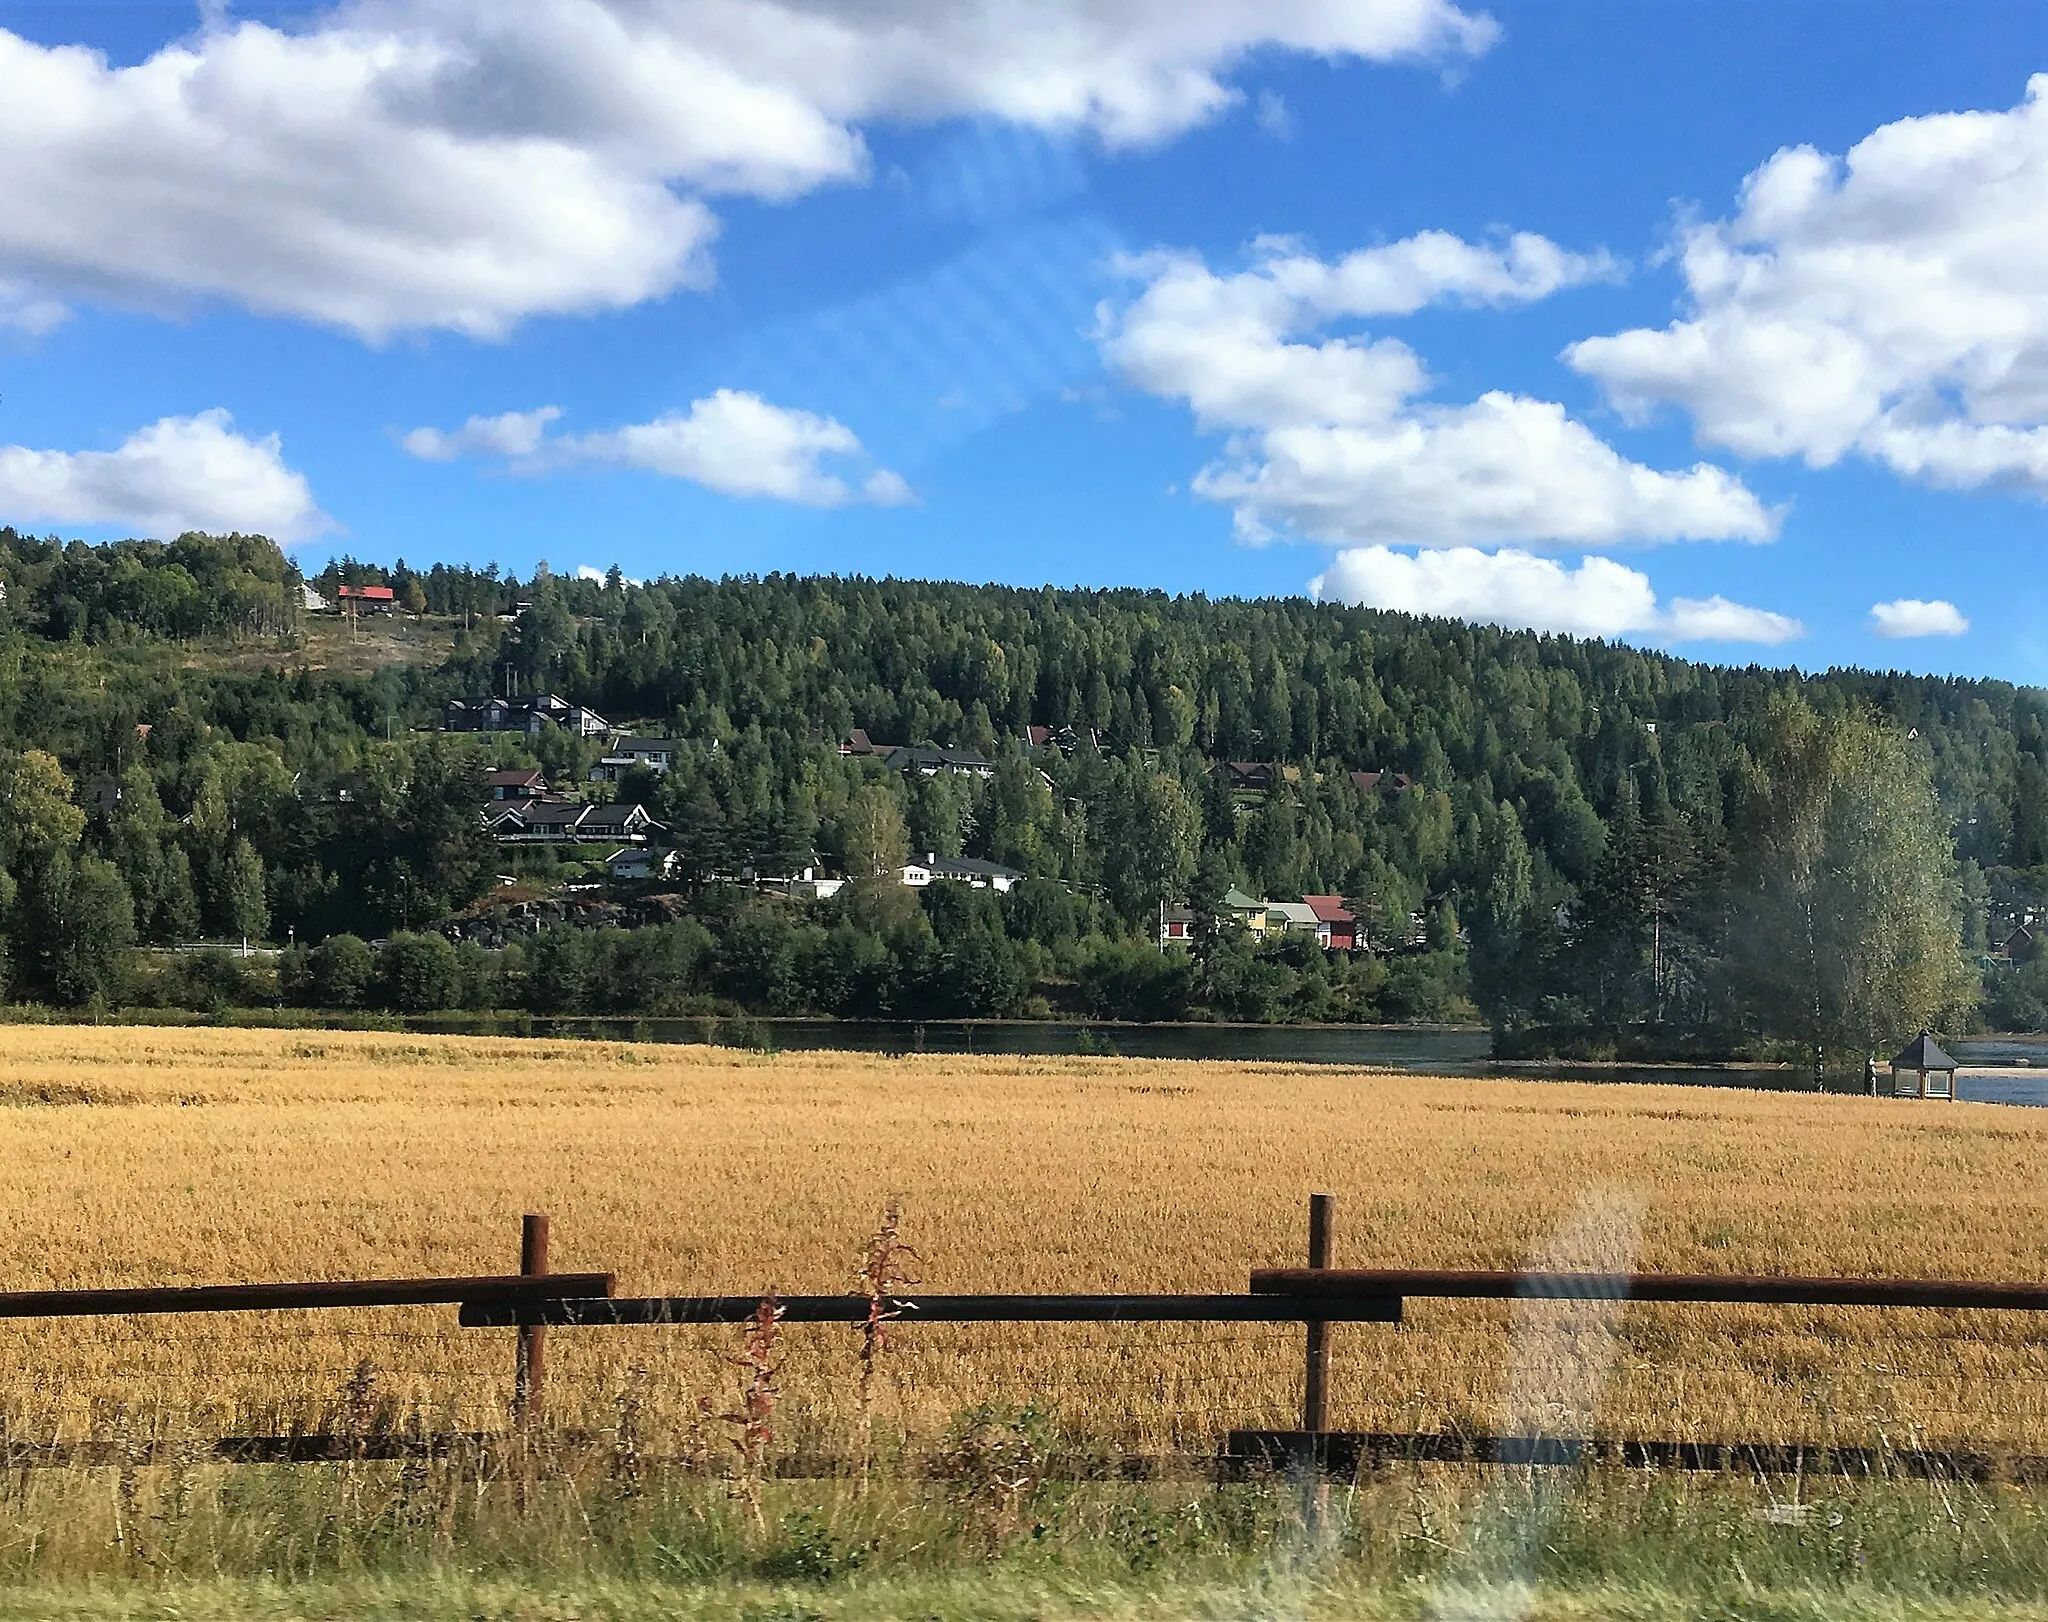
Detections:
[1889, 1031, 1957, 1100]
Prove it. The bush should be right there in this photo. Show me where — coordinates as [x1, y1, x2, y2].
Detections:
[309, 933, 376, 1008]
[377, 932, 460, 1012]
[150, 948, 270, 1013]
[1075, 936, 1196, 1022]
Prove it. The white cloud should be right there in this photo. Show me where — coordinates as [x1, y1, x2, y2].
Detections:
[1102, 237, 1775, 547]
[0, 278, 67, 335]
[0, 1, 1492, 338]
[402, 406, 561, 461]
[1568, 75, 2048, 496]
[407, 388, 913, 506]
[576, 563, 642, 586]
[1312, 546, 1803, 645]
[0, 409, 328, 541]
[1871, 597, 1969, 638]
[1661, 594, 1805, 644]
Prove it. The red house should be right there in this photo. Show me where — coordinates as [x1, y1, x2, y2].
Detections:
[1302, 894, 1357, 951]
[337, 584, 397, 614]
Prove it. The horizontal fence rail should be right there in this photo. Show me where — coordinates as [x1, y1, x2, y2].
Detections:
[460, 1292, 1404, 1328]
[1251, 1268, 2048, 1312]
[10, 1204, 2048, 1479]
[0, 1272, 614, 1319]
[1222, 1431, 2048, 1484]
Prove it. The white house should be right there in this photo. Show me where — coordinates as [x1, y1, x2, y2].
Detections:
[892, 855, 1024, 892]
[1263, 901, 1322, 936]
[607, 847, 680, 881]
[589, 736, 683, 783]
[926, 855, 1024, 892]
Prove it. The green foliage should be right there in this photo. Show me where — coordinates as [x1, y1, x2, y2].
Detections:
[0, 534, 2028, 1042]
[1718, 702, 1976, 1063]
[308, 934, 376, 1009]
[9, 848, 135, 1006]
[0, 528, 299, 641]
[378, 933, 461, 1013]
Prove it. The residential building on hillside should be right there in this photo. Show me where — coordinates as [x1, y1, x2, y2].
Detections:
[884, 744, 996, 780]
[1221, 887, 1267, 933]
[590, 736, 682, 782]
[1263, 901, 1322, 936]
[1023, 724, 1093, 755]
[1302, 894, 1357, 950]
[336, 584, 396, 614]
[839, 729, 900, 758]
[484, 767, 551, 802]
[482, 799, 662, 844]
[1221, 761, 1281, 792]
[1160, 905, 1197, 947]
[446, 694, 609, 737]
[893, 854, 1024, 892]
[606, 846, 680, 882]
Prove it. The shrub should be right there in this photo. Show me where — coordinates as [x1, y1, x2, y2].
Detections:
[377, 932, 460, 1012]
[309, 934, 375, 1008]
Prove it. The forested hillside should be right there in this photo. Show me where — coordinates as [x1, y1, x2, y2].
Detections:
[0, 527, 2037, 1050]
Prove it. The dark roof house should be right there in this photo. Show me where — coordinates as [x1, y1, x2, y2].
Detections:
[446, 694, 609, 737]
[1222, 761, 1281, 792]
[924, 855, 1023, 890]
[884, 744, 996, 779]
[484, 767, 550, 801]
[1889, 1031, 1958, 1100]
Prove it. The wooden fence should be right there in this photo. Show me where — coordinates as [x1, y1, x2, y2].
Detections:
[5, 1198, 2048, 1477]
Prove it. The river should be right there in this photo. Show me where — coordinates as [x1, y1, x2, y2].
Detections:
[401, 1015, 2048, 1107]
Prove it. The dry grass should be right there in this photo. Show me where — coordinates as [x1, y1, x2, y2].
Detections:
[177, 614, 460, 677]
[1, 1025, 2045, 1456]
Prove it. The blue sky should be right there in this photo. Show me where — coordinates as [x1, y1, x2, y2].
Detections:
[0, 1, 2043, 678]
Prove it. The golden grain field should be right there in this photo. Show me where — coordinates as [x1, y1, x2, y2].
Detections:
[1, 1024, 2045, 1457]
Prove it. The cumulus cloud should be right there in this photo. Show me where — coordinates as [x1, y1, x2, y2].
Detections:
[406, 388, 913, 506]
[1568, 75, 2048, 496]
[1312, 546, 1803, 645]
[0, 0, 1491, 337]
[0, 409, 328, 541]
[1871, 597, 1969, 638]
[402, 406, 562, 461]
[1102, 236, 1774, 546]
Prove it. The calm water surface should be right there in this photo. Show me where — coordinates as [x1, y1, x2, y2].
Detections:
[404, 1015, 2048, 1107]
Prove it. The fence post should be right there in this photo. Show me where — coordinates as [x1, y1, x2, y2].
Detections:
[1302, 1193, 1336, 1435]
[514, 1212, 548, 1425]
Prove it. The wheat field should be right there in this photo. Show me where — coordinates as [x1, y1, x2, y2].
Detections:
[1, 1024, 2045, 1457]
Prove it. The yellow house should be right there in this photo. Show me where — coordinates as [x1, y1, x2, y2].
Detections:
[1222, 887, 1268, 934]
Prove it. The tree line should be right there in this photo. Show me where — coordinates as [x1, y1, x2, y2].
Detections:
[0, 532, 2024, 1056]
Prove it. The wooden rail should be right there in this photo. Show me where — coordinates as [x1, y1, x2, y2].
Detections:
[12, 1202, 2048, 1478]
[460, 1292, 1403, 1327]
[1251, 1268, 2048, 1311]
[0, 1272, 614, 1319]
[1222, 1430, 2048, 1483]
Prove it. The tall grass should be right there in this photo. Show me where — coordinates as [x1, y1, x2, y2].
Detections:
[0, 1447, 2047, 1617]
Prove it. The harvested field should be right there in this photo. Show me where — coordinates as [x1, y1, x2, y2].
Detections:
[1, 1024, 2045, 1457]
